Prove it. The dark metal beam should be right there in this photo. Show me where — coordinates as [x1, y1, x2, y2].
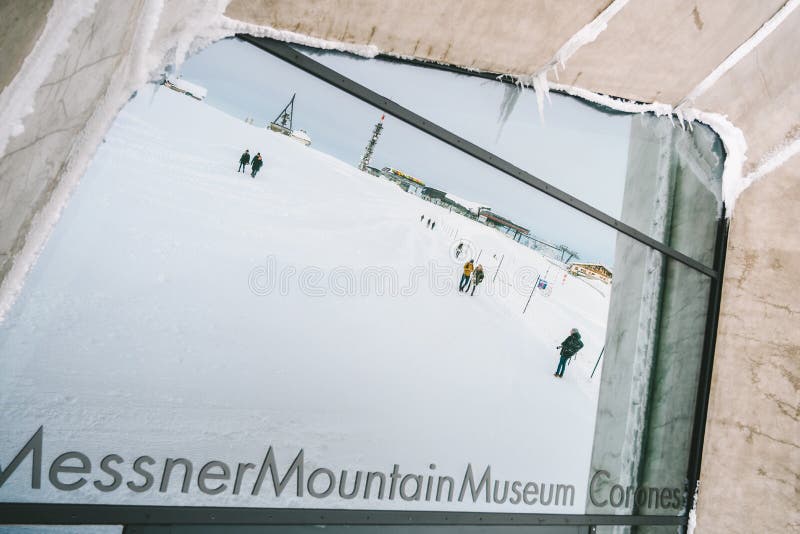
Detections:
[0, 503, 687, 527]
[239, 35, 718, 280]
[686, 211, 730, 503]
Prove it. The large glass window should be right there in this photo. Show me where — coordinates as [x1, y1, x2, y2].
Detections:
[0, 36, 722, 530]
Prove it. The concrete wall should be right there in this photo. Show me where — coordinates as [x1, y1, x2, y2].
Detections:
[695, 152, 800, 533]
[0, 0, 52, 93]
[0, 0, 149, 289]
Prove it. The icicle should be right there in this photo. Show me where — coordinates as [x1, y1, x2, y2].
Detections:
[531, 70, 550, 122]
[496, 84, 522, 139]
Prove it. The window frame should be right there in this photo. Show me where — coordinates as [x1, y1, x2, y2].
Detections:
[0, 35, 729, 530]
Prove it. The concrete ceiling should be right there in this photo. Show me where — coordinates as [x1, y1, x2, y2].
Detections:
[225, 0, 798, 176]
[227, 0, 613, 74]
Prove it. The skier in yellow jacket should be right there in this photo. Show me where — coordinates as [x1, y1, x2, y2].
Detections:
[459, 260, 474, 292]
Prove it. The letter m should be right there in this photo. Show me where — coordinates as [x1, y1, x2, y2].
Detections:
[458, 464, 491, 503]
[252, 447, 304, 497]
[0, 427, 43, 489]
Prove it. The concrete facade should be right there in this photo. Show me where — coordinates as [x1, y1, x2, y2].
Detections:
[0, 1, 797, 532]
[0, 0, 52, 93]
[0, 0, 149, 289]
[695, 152, 800, 533]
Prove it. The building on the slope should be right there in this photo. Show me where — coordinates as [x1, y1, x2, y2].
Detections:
[381, 167, 425, 194]
[568, 262, 613, 284]
[476, 207, 529, 241]
[268, 94, 313, 146]
[163, 77, 207, 101]
[420, 186, 447, 203]
[444, 192, 489, 216]
[364, 166, 383, 177]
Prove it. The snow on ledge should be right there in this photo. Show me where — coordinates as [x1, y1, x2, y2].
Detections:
[547, 81, 747, 216]
[166, 77, 208, 99]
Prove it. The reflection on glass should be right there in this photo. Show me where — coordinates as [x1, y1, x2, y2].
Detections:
[294, 44, 724, 268]
[0, 36, 709, 523]
[587, 251, 711, 518]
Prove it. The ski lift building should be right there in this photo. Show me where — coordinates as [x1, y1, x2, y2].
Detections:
[477, 207, 529, 240]
[568, 262, 613, 284]
[268, 94, 312, 146]
[381, 167, 425, 193]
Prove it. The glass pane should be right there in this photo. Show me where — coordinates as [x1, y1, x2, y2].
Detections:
[586, 255, 711, 517]
[289, 44, 723, 268]
[0, 37, 711, 523]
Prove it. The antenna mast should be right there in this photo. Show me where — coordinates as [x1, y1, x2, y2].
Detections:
[359, 115, 385, 171]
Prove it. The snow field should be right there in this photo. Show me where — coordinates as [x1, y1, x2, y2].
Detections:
[0, 85, 610, 512]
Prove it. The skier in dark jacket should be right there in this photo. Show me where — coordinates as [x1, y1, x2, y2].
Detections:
[470, 264, 484, 296]
[554, 328, 584, 378]
[250, 153, 263, 178]
[238, 150, 250, 172]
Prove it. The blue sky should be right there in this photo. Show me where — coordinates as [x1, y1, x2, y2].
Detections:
[180, 38, 633, 265]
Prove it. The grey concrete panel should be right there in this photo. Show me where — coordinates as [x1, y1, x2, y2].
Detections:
[0, 0, 52, 93]
[0, 0, 145, 284]
[556, 0, 785, 104]
[695, 152, 800, 533]
[694, 7, 800, 175]
[224, 0, 611, 76]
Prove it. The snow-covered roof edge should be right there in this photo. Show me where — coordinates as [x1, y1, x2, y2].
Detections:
[444, 192, 489, 212]
[167, 77, 208, 99]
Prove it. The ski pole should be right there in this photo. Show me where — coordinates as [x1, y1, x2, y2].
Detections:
[493, 254, 504, 283]
[590, 346, 605, 379]
[523, 275, 539, 314]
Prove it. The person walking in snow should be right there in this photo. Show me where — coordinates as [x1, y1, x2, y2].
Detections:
[420, 214, 425, 222]
[250, 152, 263, 178]
[554, 328, 584, 378]
[431, 221, 436, 230]
[470, 264, 484, 296]
[427, 218, 431, 227]
[459, 259, 474, 292]
[238, 149, 250, 172]
[455, 242, 464, 258]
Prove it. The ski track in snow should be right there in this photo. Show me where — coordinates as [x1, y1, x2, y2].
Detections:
[0, 86, 610, 513]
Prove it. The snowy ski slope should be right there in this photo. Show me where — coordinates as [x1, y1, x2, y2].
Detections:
[0, 85, 611, 512]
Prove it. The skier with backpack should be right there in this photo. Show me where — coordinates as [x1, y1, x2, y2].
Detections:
[250, 152, 263, 178]
[554, 328, 584, 378]
[470, 264, 484, 296]
[238, 149, 250, 172]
